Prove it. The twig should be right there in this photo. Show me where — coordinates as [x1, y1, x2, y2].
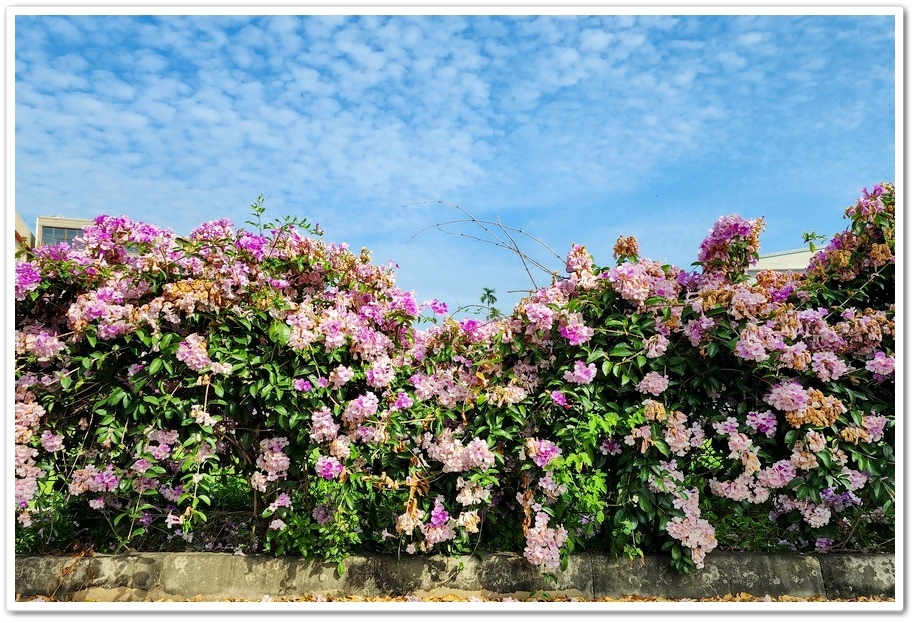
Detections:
[407, 201, 563, 290]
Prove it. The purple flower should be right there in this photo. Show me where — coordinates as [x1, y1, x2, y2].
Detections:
[315, 455, 343, 480]
[430, 496, 450, 527]
[862, 414, 888, 442]
[312, 504, 332, 524]
[39, 430, 64, 452]
[865, 352, 894, 379]
[559, 317, 594, 346]
[599, 438, 621, 456]
[149, 443, 171, 460]
[274, 492, 292, 508]
[550, 391, 568, 408]
[525, 438, 561, 468]
[424, 299, 449, 316]
[563, 360, 597, 385]
[93, 467, 120, 492]
[294, 378, 312, 392]
[392, 392, 414, 411]
[235, 233, 268, 260]
[15, 262, 41, 300]
[746, 410, 778, 437]
[342, 392, 379, 428]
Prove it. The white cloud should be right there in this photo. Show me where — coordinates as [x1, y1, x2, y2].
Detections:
[13, 13, 896, 308]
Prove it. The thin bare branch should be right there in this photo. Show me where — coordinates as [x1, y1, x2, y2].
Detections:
[407, 201, 564, 290]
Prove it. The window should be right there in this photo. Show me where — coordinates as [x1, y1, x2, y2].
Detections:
[40, 226, 84, 246]
[34, 217, 93, 248]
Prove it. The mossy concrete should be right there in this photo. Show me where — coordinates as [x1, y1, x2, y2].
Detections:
[12, 551, 896, 603]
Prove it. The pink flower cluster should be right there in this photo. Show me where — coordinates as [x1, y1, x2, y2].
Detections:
[523, 511, 568, 570]
[15, 325, 67, 362]
[422, 430, 496, 473]
[13, 183, 895, 569]
[15, 262, 42, 300]
[315, 455, 344, 480]
[865, 351, 894, 380]
[523, 438, 561, 468]
[764, 381, 808, 412]
[664, 488, 717, 569]
[562, 360, 597, 385]
[696, 213, 763, 274]
[251, 437, 290, 492]
[636, 371, 669, 396]
[176, 333, 213, 373]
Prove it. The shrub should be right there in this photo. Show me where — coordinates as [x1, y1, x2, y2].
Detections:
[14, 185, 895, 573]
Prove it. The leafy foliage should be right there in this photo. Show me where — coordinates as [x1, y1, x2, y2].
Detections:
[15, 185, 895, 574]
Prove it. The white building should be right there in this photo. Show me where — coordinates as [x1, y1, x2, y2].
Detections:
[15, 212, 34, 254]
[34, 215, 94, 247]
[749, 247, 824, 279]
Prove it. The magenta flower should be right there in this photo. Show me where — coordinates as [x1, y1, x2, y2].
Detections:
[429, 495, 450, 527]
[315, 455, 343, 480]
[424, 299, 449, 316]
[559, 314, 594, 346]
[746, 411, 778, 437]
[392, 392, 414, 411]
[15, 262, 41, 300]
[293, 378, 312, 392]
[550, 391, 568, 407]
[525, 438, 561, 468]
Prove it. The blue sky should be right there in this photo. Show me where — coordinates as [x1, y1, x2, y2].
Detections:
[12, 7, 898, 315]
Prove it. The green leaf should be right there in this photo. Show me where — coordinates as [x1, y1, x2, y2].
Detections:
[268, 321, 292, 346]
[148, 358, 163, 375]
[608, 343, 633, 358]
